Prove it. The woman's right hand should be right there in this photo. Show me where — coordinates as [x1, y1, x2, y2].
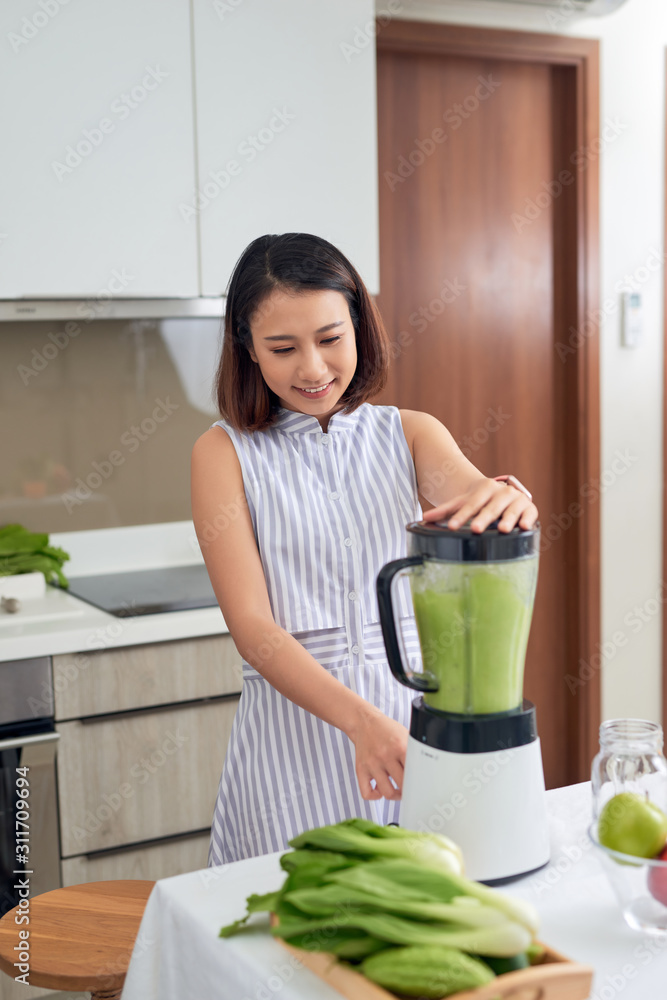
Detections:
[347, 705, 409, 801]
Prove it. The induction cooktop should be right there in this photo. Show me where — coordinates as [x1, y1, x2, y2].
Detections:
[65, 564, 219, 617]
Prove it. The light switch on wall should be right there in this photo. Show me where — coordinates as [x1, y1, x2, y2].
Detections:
[620, 291, 643, 348]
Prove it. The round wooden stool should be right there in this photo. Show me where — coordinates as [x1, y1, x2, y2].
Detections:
[0, 880, 155, 1000]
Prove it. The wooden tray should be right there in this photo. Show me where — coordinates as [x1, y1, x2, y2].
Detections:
[273, 924, 593, 1000]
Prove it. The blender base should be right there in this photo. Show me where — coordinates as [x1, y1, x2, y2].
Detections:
[399, 699, 550, 883]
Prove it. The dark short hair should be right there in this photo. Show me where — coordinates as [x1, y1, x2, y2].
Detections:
[216, 233, 389, 431]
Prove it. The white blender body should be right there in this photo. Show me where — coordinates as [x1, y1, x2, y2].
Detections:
[401, 726, 550, 883]
[377, 520, 550, 883]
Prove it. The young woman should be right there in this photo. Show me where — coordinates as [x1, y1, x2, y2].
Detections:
[191, 233, 538, 865]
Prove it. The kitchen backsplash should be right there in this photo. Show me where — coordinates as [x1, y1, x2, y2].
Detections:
[1, 317, 221, 533]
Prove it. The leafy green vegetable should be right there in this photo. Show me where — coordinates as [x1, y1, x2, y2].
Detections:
[218, 891, 281, 938]
[270, 908, 531, 957]
[282, 927, 390, 960]
[218, 817, 540, 987]
[279, 848, 356, 887]
[326, 858, 538, 935]
[0, 525, 49, 553]
[283, 884, 508, 928]
[288, 817, 464, 875]
[0, 524, 70, 587]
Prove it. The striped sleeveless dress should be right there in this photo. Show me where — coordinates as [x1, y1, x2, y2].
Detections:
[208, 403, 423, 865]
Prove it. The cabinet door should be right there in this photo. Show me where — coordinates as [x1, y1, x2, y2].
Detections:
[61, 831, 210, 885]
[57, 697, 237, 856]
[0, 1, 198, 297]
[53, 635, 243, 720]
[192, 0, 379, 295]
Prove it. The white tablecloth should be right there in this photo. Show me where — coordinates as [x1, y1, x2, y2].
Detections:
[120, 783, 667, 1000]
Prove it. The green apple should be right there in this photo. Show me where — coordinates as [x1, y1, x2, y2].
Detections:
[598, 792, 667, 859]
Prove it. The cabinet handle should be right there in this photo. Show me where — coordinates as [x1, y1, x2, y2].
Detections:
[78, 691, 240, 725]
[83, 827, 210, 861]
[0, 730, 60, 752]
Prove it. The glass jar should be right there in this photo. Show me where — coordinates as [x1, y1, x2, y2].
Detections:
[591, 719, 667, 819]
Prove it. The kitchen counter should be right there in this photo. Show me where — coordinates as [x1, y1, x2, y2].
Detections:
[0, 521, 229, 662]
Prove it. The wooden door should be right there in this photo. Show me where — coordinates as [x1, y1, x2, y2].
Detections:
[376, 23, 600, 788]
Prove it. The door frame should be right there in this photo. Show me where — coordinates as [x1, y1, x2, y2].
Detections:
[377, 20, 601, 779]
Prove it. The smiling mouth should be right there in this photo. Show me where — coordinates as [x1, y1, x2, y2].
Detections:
[294, 380, 334, 397]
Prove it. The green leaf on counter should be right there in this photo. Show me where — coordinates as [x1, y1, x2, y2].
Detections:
[0, 524, 70, 586]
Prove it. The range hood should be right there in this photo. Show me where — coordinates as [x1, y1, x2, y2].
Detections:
[0, 298, 224, 321]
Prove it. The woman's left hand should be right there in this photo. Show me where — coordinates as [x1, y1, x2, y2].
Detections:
[422, 478, 538, 534]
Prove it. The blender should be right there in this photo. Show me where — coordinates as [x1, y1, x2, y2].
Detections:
[377, 520, 550, 883]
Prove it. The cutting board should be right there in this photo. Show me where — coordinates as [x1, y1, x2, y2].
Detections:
[0, 585, 85, 627]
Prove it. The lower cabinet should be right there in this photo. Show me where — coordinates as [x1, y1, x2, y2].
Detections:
[0, 636, 242, 1000]
[61, 830, 210, 886]
[53, 635, 242, 885]
[56, 698, 237, 858]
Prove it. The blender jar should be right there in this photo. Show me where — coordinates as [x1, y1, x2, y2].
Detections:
[377, 521, 539, 716]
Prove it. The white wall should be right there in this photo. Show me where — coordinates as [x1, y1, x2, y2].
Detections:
[384, 0, 666, 725]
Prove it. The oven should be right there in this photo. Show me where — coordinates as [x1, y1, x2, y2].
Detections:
[0, 657, 60, 917]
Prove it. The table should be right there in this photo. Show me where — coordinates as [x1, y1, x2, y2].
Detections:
[120, 783, 667, 1000]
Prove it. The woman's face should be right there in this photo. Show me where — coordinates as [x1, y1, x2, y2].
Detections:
[248, 288, 358, 427]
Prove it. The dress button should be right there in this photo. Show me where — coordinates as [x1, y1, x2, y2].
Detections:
[344, 537, 353, 547]
[329, 492, 340, 501]
[351, 644, 359, 655]
[348, 591, 357, 602]
[321, 435, 329, 445]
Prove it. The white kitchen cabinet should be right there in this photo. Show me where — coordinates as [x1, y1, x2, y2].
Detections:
[0, 0, 198, 298]
[192, 0, 380, 296]
[0, 1, 379, 300]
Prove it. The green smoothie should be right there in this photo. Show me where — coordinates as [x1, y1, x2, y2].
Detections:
[411, 557, 537, 715]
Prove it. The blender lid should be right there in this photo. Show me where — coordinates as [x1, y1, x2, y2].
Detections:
[407, 519, 539, 561]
